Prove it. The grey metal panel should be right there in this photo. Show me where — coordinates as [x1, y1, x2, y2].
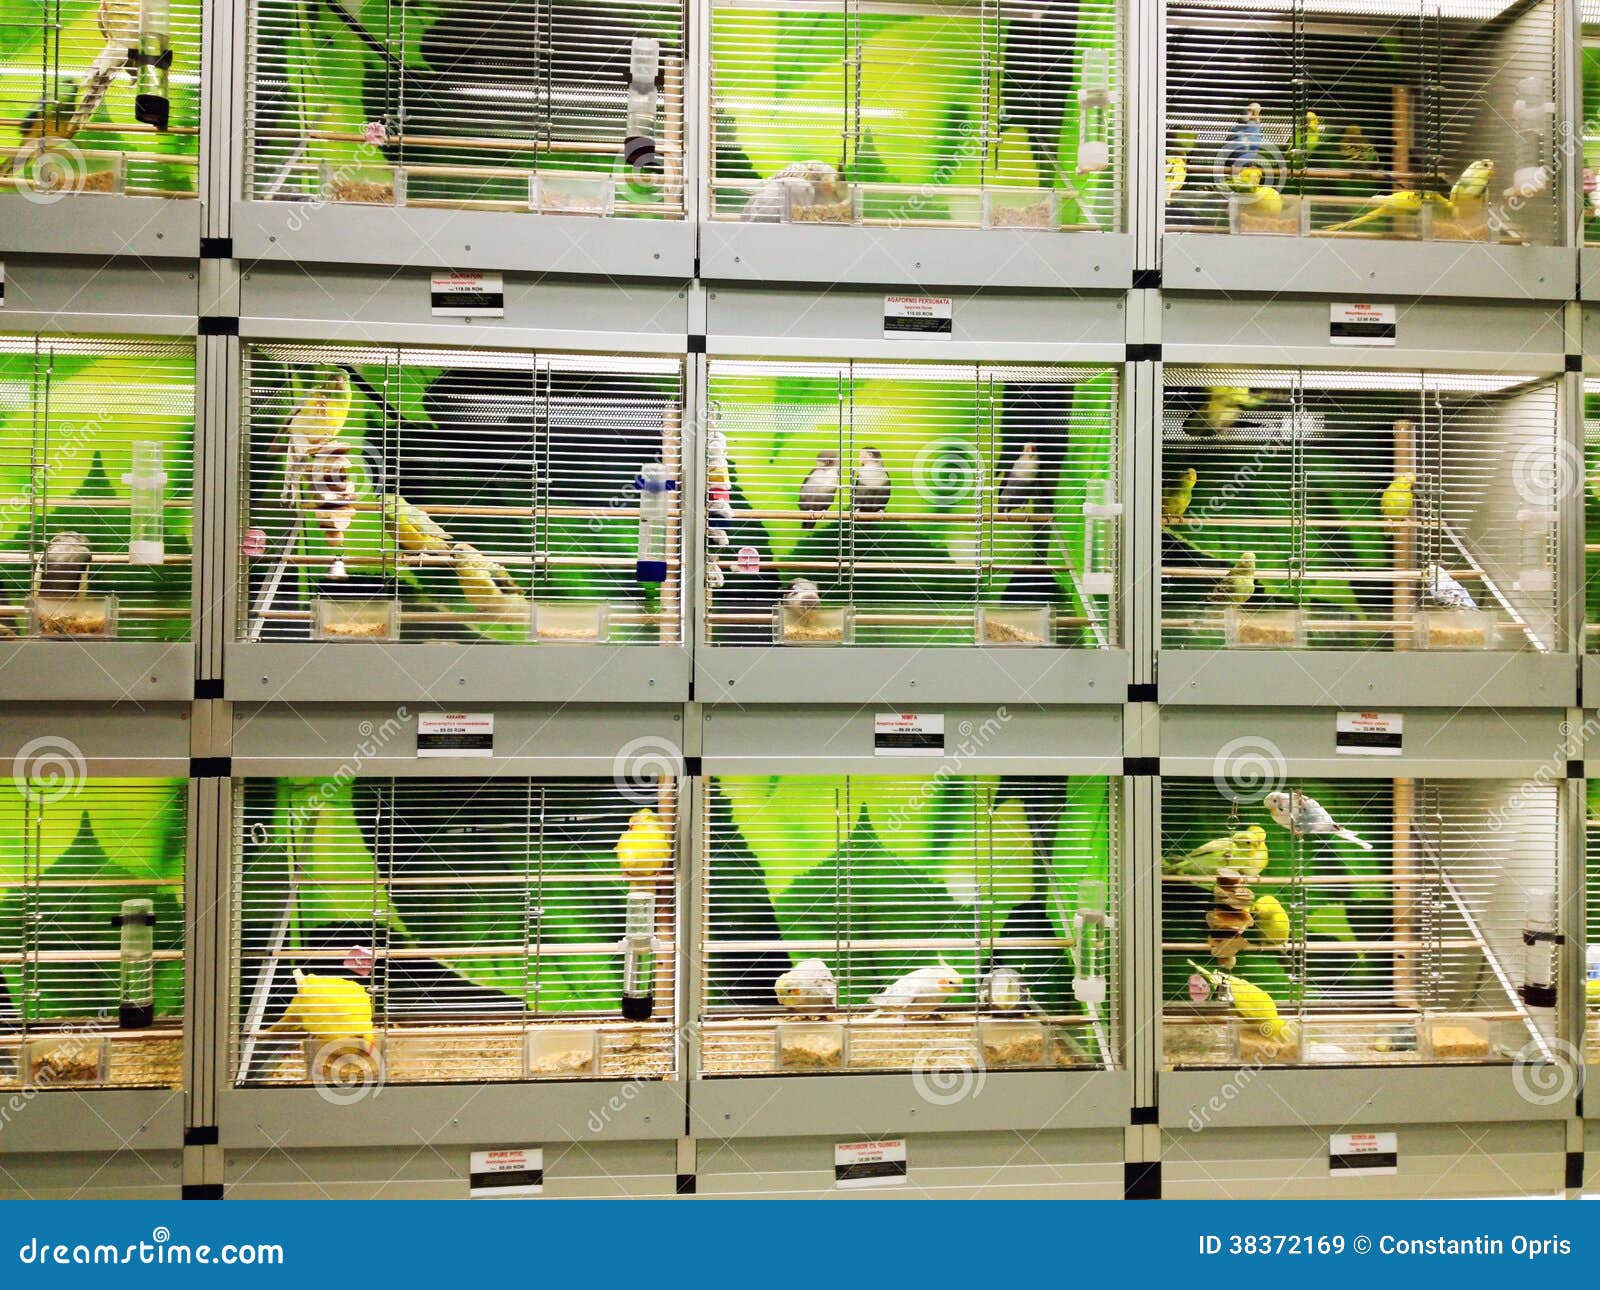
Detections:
[1159, 1065, 1572, 1130]
[699, 703, 1123, 776]
[1582, 249, 1600, 305]
[217, 1081, 684, 1149]
[1158, 649, 1576, 709]
[0, 704, 193, 768]
[0, 1088, 185, 1154]
[0, 1149, 183, 1199]
[695, 646, 1127, 707]
[0, 259, 200, 333]
[689, 1070, 1130, 1139]
[0, 197, 202, 261]
[1583, 659, 1600, 705]
[704, 284, 1127, 354]
[1161, 295, 1566, 370]
[1164, 233, 1575, 303]
[238, 266, 691, 345]
[700, 223, 1135, 291]
[226, 642, 691, 705]
[229, 702, 686, 774]
[1158, 705, 1566, 778]
[233, 202, 696, 280]
[0, 642, 194, 703]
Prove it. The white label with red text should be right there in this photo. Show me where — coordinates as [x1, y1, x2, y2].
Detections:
[884, 295, 953, 339]
[1336, 711, 1402, 755]
[835, 1139, 908, 1188]
[469, 1147, 543, 1197]
[1330, 302, 1396, 346]
[874, 712, 945, 756]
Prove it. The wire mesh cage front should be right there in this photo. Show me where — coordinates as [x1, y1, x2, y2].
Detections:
[1165, 0, 1560, 246]
[1161, 776, 1560, 1069]
[708, 0, 1121, 231]
[1582, 5, 1600, 243]
[705, 360, 1119, 648]
[0, 336, 194, 642]
[240, 344, 685, 646]
[1584, 379, 1600, 651]
[244, 0, 687, 218]
[0, 777, 187, 1092]
[1588, 780, 1600, 1060]
[700, 774, 1119, 1077]
[231, 776, 680, 1088]
[0, 0, 202, 199]
[1161, 367, 1560, 653]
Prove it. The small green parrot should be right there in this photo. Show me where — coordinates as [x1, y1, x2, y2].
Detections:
[382, 494, 452, 555]
[1163, 826, 1268, 878]
[1210, 550, 1257, 605]
[1380, 474, 1415, 520]
[1251, 894, 1290, 947]
[1162, 467, 1197, 526]
[1339, 123, 1379, 165]
[1183, 387, 1276, 438]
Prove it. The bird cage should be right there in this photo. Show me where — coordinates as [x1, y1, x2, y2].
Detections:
[1583, 4, 1600, 245]
[699, 774, 1119, 1077]
[1161, 365, 1560, 655]
[1160, 776, 1561, 1070]
[239, 343, 684, 649]
[704, 358, 1119, 652]
[0, 0, 202, 200]
[0, 777, 187, 1092]
[1585, 378, 1600, 653]
[244, 0, 687, 219]
[707, 0, 1121, 232]
[1165, 0, 1560, 247]
[0, 335, 194, 646]
[231, 775, 680, 1089]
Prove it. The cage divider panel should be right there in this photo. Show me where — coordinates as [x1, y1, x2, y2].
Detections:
[0, 335, 196, 642]
[1587, 781, 1599, 1058]
[1159, 777, 1560, 1070]
[239, 343, 685, 645]
[244, 0, 688, 217]
[704, 358, 1118, 649]
[1584, 379, 1600, 649]
[231, 776, 679, 1087]
[1160, 365, 1560, 652]
[699, 773, 1119, 1077]
[707, 0, 1121, 231]
[0, 778, 188, 1090]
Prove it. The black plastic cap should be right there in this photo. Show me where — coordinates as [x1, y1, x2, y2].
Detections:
[119, 1002, 155, 1030]
[621, 993, 655, 1021]
[134, 94, 170, 133]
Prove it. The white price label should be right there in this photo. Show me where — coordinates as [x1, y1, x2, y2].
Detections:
[874, 712, 945, 756]
[431, 271, 504, 318]
[418, 712, 494, 757]
[835, 1139, 907, 1189]
[1336, 711, 1402, 755]
[1330, 302, 1396, 346]
[1330, 1131, 1397, 1176]
[883, 295, 953, 339]
[469, 1147, 543, 1197]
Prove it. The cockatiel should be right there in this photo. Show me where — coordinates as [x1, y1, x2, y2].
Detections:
[616, 807, 671, 881]
[1162, 467, 1197, 525]
[997, 443, 1041, 513]
[267, 969, 375, 1044]
[852, 447, 891, 515]
[1209, 551, 1256, 605]
[1182, 387, 1275, 438]
[1252, 894, 1290, 947]
[798, 449, 840, 529]
[1264, 790, 1372, 850]
[783, 578, 821, 614]
[451, 543, 527, 621]
[869, 963, 963, 1014]
[34, 532, 92, 599]
[981, 965, 1043, 1015]
[382, 494, 452, 556]
[740, 161, 850, 223]
[1422, 563, 1477, 611]
[775, 958, 837, 1011]
[1450, 158, 1494, 204]
[1380, 474, 1415, 520]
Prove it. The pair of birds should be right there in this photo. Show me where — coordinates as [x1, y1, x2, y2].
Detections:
[797, 443, 1041, 528]
[773, 959, 1043, 1016]
[385, 493, 531, 622]
[1324, 158, 1496, 234]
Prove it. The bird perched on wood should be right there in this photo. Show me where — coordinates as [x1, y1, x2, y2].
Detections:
[1210, 551, 1256, 605]
[34, 532, 92, 599]
[1264, 790, 1372, 850]
[798, 449, 840, 529]
[616, 807, 671, 882]
[1339, 123, 1379, 166]
[451, 543, 527, 621]
[1422, 563, 1477, 610]
[852, 447, 891, 515]
[383, 494, 452, 557]
[783, 578, 821, 615]
[982, 964, 1044, 1015]
[997, 442, 1041, 513]
[1222, 101, 1264, 173]
[869, 963, 963, 1014]
[1162, 468, 1197, 526]
[1164, 825, 1269, 878]
[1252, 894, 1290, 948]
[1182, 387, 1275, 437]
[740, 161, 850, 223]
[1380, 474, 1415, 520]
[775, 958, 837, 1011]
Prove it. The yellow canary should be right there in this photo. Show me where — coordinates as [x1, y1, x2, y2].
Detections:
[1381, 474, 1415, 520]
[617, 808, 671, 880]
[267, 970, 374, 1044]
[383, 494, 452, 554]
[1251, 894, 1290, 947]
[1162, 467, 1197, 526]
[1165, 155, 1187, 197]
[1190, 961, 1293, 1041]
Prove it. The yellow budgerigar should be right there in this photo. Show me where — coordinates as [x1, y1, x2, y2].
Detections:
[1209, 551, 1257, 605]
[267, 970, 375, 1044]
[1251, 894, 1290, 947]
[1381, 473, 1415, 520]
[1164, 826, 1267, 878]
[452, 543, 527, 621]
[1244, 186, 1283, 217]
[1190, 961, 1294, 1041]
[1162, 468, 1197, 526]
[383, 494, 452, 556]
[617, 808, 672, 881]
[1450, 158, 1494, 204]
[1324, 189, 1451, 234]
[1229, 824, 1269, 873]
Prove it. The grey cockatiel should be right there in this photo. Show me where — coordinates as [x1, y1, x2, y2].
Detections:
[1264, 790, 1373, 851]
[34, 532, 92, 599]
[798, 449, 840, 529]
[868, 963, 963, 1014]
[775, 958, 837, 1010]
[852, 447, 891, 515]
[997, 443, 1041, 513]
[1423, 563, 1477, 610]
[740, 160, 850, 223]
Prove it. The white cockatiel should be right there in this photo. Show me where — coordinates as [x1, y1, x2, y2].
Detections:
[868, 963, 963, 1014]
[740, 160, 850, 223]
[783, 578, 821, 614]
[981, 965, 1043, 1015]
[1264, 790, 1373, 851]
[1423, 563, 1477, 611]
[774, 958, 838, 1011]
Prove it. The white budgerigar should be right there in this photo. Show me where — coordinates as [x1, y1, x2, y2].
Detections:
[1423, 563, 1477, 610]
[775, 958, 838, 1010]
[869, 963, 963, 1014]
[1264, 790, 1373, 851]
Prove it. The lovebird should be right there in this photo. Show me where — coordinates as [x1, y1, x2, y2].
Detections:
[869, 964, 963, 1013]
[798, 450, 841, 529]
[852, 447, 891, 515]
[1252, 894, 1290, 947]
[775, 958, 837, 1010]
[267, 970, 375, 1044]
[1264, 790, 1373, 850]
[998, 443, 1041, 513]
[1162, 468, 1197, 525]
[616, 808, 671, 881]
[1210, 551, 1257, 605]
[1381, 474, 1415, 520]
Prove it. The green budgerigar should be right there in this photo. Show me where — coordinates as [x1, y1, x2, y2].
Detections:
[1162, 468, 1197, 526]
[1210, 550, 1257, 605]
[1380, 473, 1415, 520]
[1183, 387, 1276, 438]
